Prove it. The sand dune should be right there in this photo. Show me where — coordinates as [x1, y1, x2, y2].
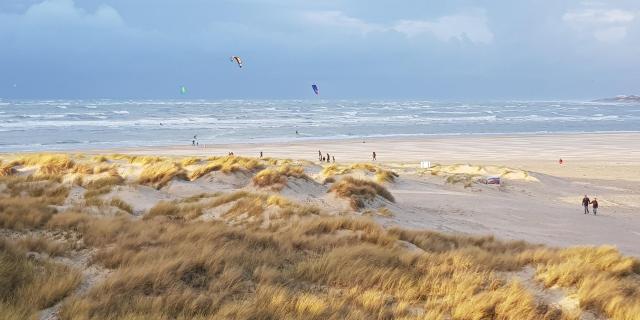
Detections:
[1, 135, 640, 319]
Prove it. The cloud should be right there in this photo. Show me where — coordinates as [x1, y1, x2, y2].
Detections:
[393, 10, 494, 44]
[303, 10, 383, 35]
[0, 0, 128, 40]
[13, 0, 124, 28]
[563, 5, 637, 43]
[303, 9, 494, 44]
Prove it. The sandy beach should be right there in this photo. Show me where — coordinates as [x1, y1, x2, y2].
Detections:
[83, 132, 640, 256]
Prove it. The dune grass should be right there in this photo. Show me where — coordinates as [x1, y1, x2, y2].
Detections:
[145, 191, 319, 225]
[189, 156, 264, 180]
[446, 173, 477, 188]
[0, 162, 17, 176]
[2, 153, 640, 319]
[180, 157, 201, 167]
[12, 154, 75, 174]
[83, 174, 125, 199]
[47, 214, 640, 320]
[329, 177, 395, 209]
[322, 163, 399, 184]
[15, 236, 71, 257]
[0, 240, 81, 318]
[0, 176, 68, 229]
[137, 161, 187, 189]
[253, 165, 309, 190]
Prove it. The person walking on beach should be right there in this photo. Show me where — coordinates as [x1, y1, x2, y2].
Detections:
[582, 195, 590, 214]
[260, 151, 263, 158]
[372, 151, 377, 161]
[318, 150, 322, 162]
[326, 153, 330, 163]
[590, 197, 599, 215]
[332, 156, 335, 163]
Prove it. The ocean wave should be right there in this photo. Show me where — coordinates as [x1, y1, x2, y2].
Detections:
[0, 99, 639, 152]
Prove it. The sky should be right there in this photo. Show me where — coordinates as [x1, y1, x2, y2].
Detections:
[1, 0, 639, 99]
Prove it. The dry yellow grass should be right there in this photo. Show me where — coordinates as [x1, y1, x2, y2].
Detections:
[49, 214, 640, 320]
[110, 154, 166, 165]
[84, 174, 125, 199]
[446, 173, 477, 188]
[329, 177, 395, 209]
[109, 198, 133, 214]
[190, 155, 264, 180]
[180, 156, 201, 166]
[2, 153, 639, 320]
[91, 155, 109, 163]
[253, 165, 309, 190]
[12, 154, 75, 176]
[322, 163, 399, 184]
[0, 240, 81, 319]
[16, 236, 71, 257]
[137, 161, 187, 189]
[0, 162, 17, 176]
[0, 176, 68, 229]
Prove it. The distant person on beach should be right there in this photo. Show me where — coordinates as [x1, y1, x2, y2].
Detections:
[296, 130, 299, 135]
[590, 198, 599, 215]
[332, 156, 335, 163]
[260, 151, 263, 158]
[318, 150, 322, 161]
[582, 195, 590, 214]
[372, 152, 377, 161]
[559, 158, 563, 165]
[192, 139, 195, 146]
[326, 153, 330, 163]
[322, 156, 326, 162]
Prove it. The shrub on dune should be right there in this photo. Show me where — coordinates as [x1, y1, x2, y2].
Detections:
[190, 156, 264, 180]
[188, 162, 223, 181]
[92, 155, 109, 163]
[180, 157, 201, 167]
[374, 169, 399, 183]
[84, 175, 125, 199]
[0, 197, 58, 229]
[126, 155, 166, 165]
[13, 154, 75, 176]
[253, 165, 308, 190]
[109, 198, 133, 214]
[0, 240, 81, 318]
[0, 162, 16, 176]
[138, 162, 186, 189]
[322, 163, 399, 184]
[0, 177, 68, 229]
[329, 177, 394, 210]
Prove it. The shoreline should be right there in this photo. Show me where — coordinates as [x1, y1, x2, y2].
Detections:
[4, 131, 640, 154]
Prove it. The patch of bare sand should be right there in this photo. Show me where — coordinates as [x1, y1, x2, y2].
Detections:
[105, 185, 173, 216]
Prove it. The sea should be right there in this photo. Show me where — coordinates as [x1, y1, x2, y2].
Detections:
[1, 99, 639, 152]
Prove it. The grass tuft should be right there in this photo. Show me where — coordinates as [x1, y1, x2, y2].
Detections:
[138, 162, 186, 189]
[253, 165, 309, 190]
[329, 177, 395, 209]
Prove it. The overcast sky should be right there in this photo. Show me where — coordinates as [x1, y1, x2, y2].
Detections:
[1, 0, 639, 99]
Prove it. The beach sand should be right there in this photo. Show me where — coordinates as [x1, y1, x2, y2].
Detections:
[70, 133, 640, 256]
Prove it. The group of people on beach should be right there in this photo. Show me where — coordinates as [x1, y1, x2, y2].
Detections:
[581, 195, 599, 215]
[318, 150, 335, 163]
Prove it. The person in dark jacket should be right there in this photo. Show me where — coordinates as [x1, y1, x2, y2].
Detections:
[582, 195, 590, 214]
[590, 198, 599, 215]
